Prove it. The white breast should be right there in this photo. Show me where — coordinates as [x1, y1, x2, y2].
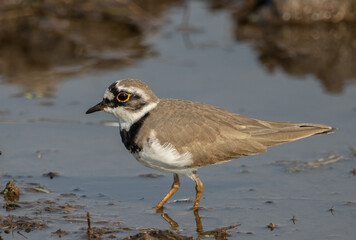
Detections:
[133, 130, 196, 177]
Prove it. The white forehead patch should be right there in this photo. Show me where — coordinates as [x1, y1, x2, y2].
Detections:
[104, 90, 115, 100]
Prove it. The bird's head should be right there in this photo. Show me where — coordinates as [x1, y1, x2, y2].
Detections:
[86, 79, 159, 130]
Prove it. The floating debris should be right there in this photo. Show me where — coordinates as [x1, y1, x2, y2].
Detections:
[267, 222, 277, 231]
[329, 206, 335, 216]
[0, 215, 47, 234]
[237, 230, 254, 235]
[24, 92, 43, 99]
[273, 154, 347, 172]
[1, 180, 20, 202]
[290, 216, 296, 224]
[60, 193, 77, 198]
[199, 225, 240, 239]
[43, 172, 59, 179]
[122, 229, 193, 240]
[351, 168, 356, 176]
[88, 227, 122, 239]
[45, 204, 84, 213]
[31, 186, 50, 194]
[4, 202, 21, 211]
[173, 198, 193, 203]
[52, 228, 68, 237]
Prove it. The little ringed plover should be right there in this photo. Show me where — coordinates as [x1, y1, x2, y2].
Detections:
[86, 79, 333, 210]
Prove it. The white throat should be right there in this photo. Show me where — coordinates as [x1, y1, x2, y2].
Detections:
[105, 101, 159, 131]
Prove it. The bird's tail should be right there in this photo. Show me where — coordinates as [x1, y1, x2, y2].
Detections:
[252, 122, 334, 147]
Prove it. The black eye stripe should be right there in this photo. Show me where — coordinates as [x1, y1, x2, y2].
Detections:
[105, 84, 145, 109]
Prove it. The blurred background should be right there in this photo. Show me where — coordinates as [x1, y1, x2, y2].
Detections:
[0, 0, 356, 239]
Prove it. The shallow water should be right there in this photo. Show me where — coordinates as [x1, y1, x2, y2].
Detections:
[1, 1, 356, 239]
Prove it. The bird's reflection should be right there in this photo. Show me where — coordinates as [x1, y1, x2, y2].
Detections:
[160, 210, 179, 228]
[156, 208, 239, 239]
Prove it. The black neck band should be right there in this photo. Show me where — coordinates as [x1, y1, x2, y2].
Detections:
[120, 113, 150, 153]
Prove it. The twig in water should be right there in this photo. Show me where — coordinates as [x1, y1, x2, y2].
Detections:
[87, 212, 92, 240]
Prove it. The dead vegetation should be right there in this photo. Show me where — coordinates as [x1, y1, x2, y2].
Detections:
[121, 229, 193, 240]
[1, 180, 20, 202]
[0, 215, 47, 235]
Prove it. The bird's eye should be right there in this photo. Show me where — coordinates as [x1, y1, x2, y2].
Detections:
[117, 92, 130, 102]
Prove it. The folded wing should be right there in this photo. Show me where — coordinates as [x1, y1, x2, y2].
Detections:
[141, 99, 333, 168]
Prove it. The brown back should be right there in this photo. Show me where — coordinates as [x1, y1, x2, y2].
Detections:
[136, 99, 333, 168]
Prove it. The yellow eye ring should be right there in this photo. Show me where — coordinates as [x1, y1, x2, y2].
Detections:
[117, 92, 131, 102]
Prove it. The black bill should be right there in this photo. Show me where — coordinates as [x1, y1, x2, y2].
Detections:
[86, 101, 106, 114]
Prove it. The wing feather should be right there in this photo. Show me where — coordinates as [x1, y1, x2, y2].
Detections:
[137, 99, 332, 168]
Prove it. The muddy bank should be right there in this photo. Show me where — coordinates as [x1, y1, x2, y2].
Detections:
[1, 0, 356, 96]
[0, 178, 240, 239]
[0, 0, 182, 97]
[205, 0, 356, 94]
[233, 0, 356, 24]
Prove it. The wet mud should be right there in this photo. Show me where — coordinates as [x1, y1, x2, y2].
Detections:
[0, 177, 241, 239]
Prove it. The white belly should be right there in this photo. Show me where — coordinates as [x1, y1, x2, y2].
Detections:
[132, 131, 197, 177]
